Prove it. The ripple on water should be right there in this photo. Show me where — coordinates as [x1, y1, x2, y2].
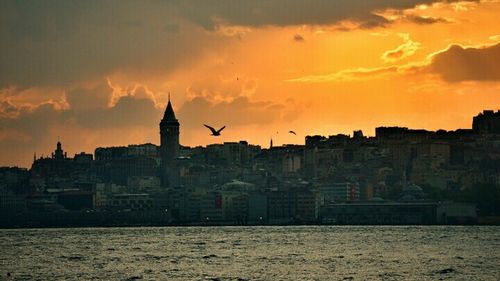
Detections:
[0, 226, 499, 281]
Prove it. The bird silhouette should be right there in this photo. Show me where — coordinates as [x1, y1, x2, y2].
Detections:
[289, 130, 297, 135]
[204, 124, 226, 136]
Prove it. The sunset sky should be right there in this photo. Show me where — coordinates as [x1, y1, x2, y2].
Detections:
[1, 0, 500, 167]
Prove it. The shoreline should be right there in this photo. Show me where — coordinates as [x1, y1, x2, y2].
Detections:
[1, 211, 498, 229]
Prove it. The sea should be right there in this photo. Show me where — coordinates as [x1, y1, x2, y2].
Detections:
[0, 226, 498, 280]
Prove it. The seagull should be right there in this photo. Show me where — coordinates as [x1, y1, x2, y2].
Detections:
[289, 130, 297, 135]
[204, 124, 226, 136]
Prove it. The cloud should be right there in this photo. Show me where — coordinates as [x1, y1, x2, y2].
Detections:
[0, 100, 19, 117]
[404, 14, 450, 25]
[0, 1, 224, 88]
[287, 66, 401, 83]
[378, 6, 453, 26]
[65, 83, 112, 112]
[293, 34, 305, 42]
[164, 24, 180, 33]
[381, 33, 421, 63]
[177, 96, 300, 129]
[75, 96, 161, 129]
[177, 0, 448, 30]
[0, 0, 461, 89]
[0, 103, 67, 146]
[0, 84, 161, 142]
[489, 34, 500, 41]
[184, 74, 260, 103]
[288, 42, 500, 83]
[357, 14, 392, 29]
[67, 82, 162, 128]
[428, 43, 500, 82]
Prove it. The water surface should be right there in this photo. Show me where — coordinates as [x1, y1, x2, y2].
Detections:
[0, 226, 498, 280]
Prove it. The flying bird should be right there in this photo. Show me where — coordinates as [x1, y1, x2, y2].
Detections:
[289, 130, 297, 135]
[204, 124, 226, 136]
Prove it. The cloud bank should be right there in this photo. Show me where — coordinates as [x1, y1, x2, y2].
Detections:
[429, 43, 500, 82]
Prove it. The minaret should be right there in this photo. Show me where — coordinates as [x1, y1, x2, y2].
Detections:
[159, 94, 180, 186]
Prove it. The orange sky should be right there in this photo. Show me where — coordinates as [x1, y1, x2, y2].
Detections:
[1, 0, 500, 167]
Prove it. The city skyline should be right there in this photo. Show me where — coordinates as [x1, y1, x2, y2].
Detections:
[6, 101, 496, 226]
[1, 0, 500, 167]
[16, 107, 500, 170]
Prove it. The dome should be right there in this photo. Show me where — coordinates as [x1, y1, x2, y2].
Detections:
[401, 194, 416, 201]
[221, 180, 256, 192]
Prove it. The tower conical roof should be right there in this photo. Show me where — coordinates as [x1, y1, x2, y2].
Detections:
[162, 94, 177, 122]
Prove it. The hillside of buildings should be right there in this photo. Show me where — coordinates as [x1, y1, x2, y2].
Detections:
[1, 107, 499, 227]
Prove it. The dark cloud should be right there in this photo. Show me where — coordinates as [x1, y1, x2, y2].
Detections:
[293, 34, 305, 42]
[0, 0, 457, 89]
[428, 43, 500, 82]
[0, 86, 161, 144]
[177, 96, 299, 129]
[382, 8, 452, 26]
[0, 1, 222, 88]
[164, 23, 181, 33]
[67, 83, 162, 128]
[75, 96, 161, 129]
[405, 15, 450, 25]
[0, 100, 18, 117]
[65, 83, 112, 112]
[177, 0, 449, 29]
[0, 103, 66, 145]
[357, 14, 392, 29]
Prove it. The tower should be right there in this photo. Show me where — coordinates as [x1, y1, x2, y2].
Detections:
[53, 141, 65, 160]
[159, 94, 179, 186]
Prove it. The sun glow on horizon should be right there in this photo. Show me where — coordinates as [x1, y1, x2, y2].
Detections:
[1, 0, 500, 167]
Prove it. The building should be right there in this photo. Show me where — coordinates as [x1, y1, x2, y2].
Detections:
[31, 141, 95, 191]
[320, 201, 477, 225]
[473, 110, 500, 134]
[0, 189, 26, 214]
[318, 182, 360, 204]
[320, 201, 437, 224]
[159, 95, 180, 186]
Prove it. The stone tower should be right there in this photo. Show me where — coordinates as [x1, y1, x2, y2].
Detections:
[159, 94, 179, 186]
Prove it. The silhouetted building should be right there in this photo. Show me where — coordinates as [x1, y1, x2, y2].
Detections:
[473, 110, 500, 134]
[31, 141, 95, 190]
[160, 96, 180, 186]
[1, 110, 498, 227]
[376, 127, 431, 142]
[52, 141, 67, 160]
[0, 167, 29, 194]
[94, 145, 158, 186]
